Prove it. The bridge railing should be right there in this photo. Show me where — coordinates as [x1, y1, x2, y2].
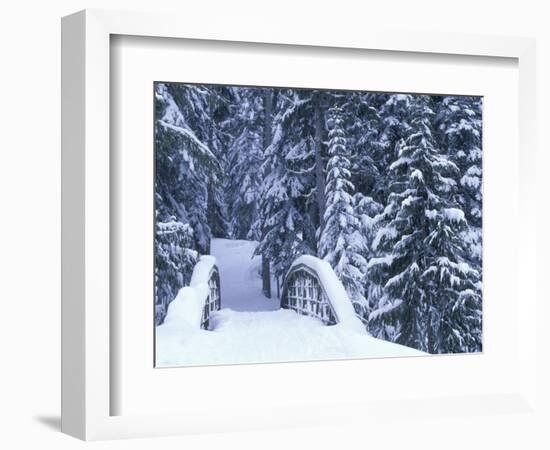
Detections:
[281, 255, 366, 332]
[281, 263, 338, 325]
[199, 264, 221, 330]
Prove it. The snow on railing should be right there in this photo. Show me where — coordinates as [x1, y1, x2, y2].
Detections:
[162, 255, 221, 331]
[281, 255, 365, 333]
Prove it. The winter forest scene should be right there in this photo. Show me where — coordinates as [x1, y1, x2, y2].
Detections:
[154, 81, 483, 367]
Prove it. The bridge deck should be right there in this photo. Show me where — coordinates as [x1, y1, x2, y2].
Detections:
[157, 306, 422, 367]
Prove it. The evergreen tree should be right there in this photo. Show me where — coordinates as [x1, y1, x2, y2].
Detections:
[435, 96, 483, 266]
[155, 82, 222, 254]
[368, 96, 455, 351]
[253, 90, 317, 280]
[431, 95, 483, 352]
[353, 192, 383, 317]
[376, 94, 414, 196]
[226, 87, 265, 240]
[342, 92, 387, 317]
[422, 207, 482, 353]
[154, 83, 222, 322]
[368, 95, 482, 353]
[319, 106, 367, 310]
[204, 86, 233, 240]
[343, 92, 385, 202]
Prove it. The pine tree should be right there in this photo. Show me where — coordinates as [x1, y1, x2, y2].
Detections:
[155, 82, 222, 254]
[422, 207, 482, 353]
[226, 87, 265, 240]
[368, 96, 453, 351]
[353, 192, 382, 317]
[341, 92, 387, 318]
[319, 106, 367, 310]
[204, 86, 233, 240]
[253, 90, 317, 280]
[368, 95, 483, 353]
[366, 95, 414, 342]
[376, 94, 414, 197]
[154, 83, 222, 322]
[435, 96, 483, 266]
[431, 95, 483, 352]
[343, 92, 385, 202]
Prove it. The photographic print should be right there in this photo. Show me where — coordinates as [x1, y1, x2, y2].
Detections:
[154, 82, 483, 367]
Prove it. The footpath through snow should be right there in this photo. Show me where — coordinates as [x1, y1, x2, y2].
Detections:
[156, 238, 424, 367]
[210, 239, 279, 312]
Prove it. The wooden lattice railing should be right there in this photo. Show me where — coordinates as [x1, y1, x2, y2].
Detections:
[200, 265, 221, 330]
[281, 263, 338, 325]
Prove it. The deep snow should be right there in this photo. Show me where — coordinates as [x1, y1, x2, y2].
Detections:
[156, 238, 424, 367]
[156, 308, 422, 367]
[162, 255, 217, 329]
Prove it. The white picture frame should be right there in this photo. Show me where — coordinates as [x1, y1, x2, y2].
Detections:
[61, 9, 538, 441]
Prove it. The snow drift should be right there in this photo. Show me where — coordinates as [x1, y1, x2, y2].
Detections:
[162, 255, 217, 330]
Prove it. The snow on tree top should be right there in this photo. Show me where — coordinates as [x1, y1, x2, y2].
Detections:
[442, 207, 466, 223]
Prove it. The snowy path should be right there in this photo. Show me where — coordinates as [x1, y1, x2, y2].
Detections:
[156, 238, 424, 367]
[157, 308, 422, 367]
[210, 239, 279, 312]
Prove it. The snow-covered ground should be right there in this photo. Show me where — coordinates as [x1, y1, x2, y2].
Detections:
[157, 308, 422, 367]
[156, 238, 424, 367]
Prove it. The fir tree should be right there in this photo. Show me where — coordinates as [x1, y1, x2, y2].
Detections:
[319, 106, 367, 310]
[368, 96, 455, 351]
[155, 82, 221, 254]
[253, 90, 316, 280]
[368, 95, 482, 353]
[204, 86, 233, 240]
[436, 96, 483, 266]
[343, 92, 385, 202]
[376, 94, 414, 197]
[226, 87, 264, 240]
[154, 82, 222, 321]
[431, 95, 483, 352]
[353, 192, 383, 317]
[422, 207, 482, 353]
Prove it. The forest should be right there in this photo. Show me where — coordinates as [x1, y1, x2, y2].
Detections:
[154, 81, 483, 354]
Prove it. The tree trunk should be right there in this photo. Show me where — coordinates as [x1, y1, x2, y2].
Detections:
[262, 255, 271, 298]
[261, 89, 273, 298]
[314, 92, 327, 235]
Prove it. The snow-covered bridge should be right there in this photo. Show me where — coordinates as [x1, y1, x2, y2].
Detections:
[156, 239, 422, 367]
